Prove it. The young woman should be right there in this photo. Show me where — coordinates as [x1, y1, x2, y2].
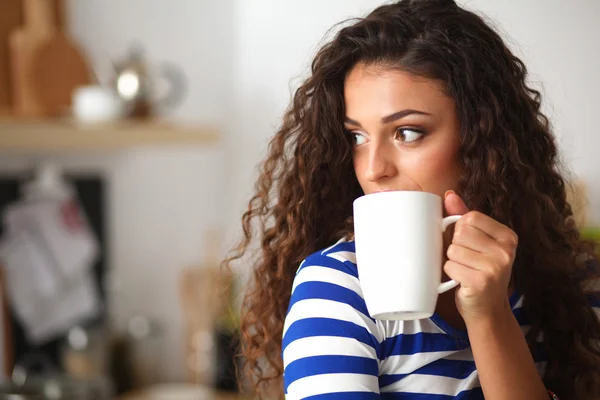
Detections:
[225, 1, 600, 399]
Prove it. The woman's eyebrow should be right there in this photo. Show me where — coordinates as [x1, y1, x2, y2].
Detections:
[344, 109, 431, 127]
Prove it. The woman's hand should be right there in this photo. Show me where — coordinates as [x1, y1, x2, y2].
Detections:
[443, 191, 517, 324]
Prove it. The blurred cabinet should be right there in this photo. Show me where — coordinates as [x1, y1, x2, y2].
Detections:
[0, 117, 224, 383]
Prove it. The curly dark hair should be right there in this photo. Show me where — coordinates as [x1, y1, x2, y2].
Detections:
[223, 0, 600, 398]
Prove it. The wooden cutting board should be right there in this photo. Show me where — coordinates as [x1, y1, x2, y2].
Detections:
[0, 0, 23, 113]
[10, 0, 88, 117]
[32, 31, 92, 117]
[9, 0, 55, 117]
[31, 0, 92, 117]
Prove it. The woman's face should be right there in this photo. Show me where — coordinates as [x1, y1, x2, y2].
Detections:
[344, 64, 463, 202]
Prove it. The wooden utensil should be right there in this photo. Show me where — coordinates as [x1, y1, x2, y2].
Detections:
[0, 0, 23, 113]
[9, 0, 55, 117]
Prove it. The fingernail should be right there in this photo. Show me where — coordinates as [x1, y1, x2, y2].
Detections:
[444, 190, 455, 199]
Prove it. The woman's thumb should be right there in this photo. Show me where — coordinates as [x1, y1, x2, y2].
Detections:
[444, 190, 469, 215]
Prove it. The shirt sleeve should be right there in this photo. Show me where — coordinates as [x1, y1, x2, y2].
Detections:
[587, 287, 600, 320]
[581, 259, 600, 318]
[282, 252, 382, 400]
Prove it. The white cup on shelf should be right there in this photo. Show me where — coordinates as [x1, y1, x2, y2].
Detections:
[72, 85, 124, 124]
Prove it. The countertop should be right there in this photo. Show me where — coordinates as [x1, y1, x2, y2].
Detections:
[118, 386, 251, 400]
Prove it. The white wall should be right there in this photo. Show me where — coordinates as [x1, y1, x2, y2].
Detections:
[55, 0, 599, 383]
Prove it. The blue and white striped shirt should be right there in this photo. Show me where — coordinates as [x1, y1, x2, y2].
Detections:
[282, 239, 600, 399]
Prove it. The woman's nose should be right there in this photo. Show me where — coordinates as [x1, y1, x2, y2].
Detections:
[364, 142, 397, 182]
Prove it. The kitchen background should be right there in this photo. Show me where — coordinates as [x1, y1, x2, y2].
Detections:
[0, 0, 598, 399]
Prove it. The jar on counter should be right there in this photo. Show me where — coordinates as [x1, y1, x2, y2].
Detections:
[61, 325, 109, 380]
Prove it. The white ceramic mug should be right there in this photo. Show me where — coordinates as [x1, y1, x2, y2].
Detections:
[72, 85, 124, 123]
[353, 191, 461, 320]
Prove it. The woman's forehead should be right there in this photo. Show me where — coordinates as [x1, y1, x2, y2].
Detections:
[343, 64, 453, 121]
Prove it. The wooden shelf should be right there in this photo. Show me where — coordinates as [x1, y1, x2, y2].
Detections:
[0, 118, 220, 153]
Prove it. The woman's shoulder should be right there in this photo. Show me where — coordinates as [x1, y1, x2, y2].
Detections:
[282, 237, 381, 399]
[296, 237, 358, 278]
[284, 237, 381, 340]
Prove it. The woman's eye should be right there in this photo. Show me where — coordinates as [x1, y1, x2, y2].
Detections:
[346, 130, 368, 146]
[353, 133, 367, 145]
[396, 128, 424, 143]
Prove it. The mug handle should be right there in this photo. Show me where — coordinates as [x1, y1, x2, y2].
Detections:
[437, 215, 462, 294]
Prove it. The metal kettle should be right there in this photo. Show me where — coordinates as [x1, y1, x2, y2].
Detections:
[112, 44, 186, 119]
